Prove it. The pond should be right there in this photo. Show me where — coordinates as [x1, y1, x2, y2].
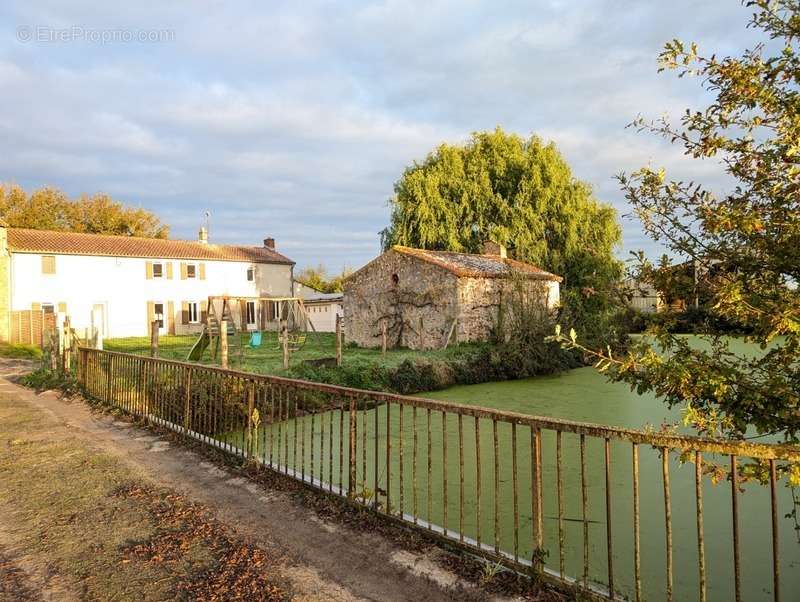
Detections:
[422, 337, 798, 601]
[222, 336, 797, 601]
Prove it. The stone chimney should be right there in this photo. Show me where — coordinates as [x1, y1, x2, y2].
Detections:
[198, 226, 208, 244]
[483, 240, 507, 258]
[264, 237, 275, 249]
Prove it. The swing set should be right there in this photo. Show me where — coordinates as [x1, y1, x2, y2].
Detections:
[187, 295, 315, 361]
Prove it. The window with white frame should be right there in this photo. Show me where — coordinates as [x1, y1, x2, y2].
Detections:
[187, 302, 199, 323]
[247, 266, 255, 282]
[152, 262, 164, 278]
[245, 301, 256, 325]
[186, 263, 197, 279]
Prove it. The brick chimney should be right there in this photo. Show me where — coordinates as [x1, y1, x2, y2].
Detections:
[483, 240, 507, 258]
[198, 226, 208, 244]
[263, 237, 275, 249]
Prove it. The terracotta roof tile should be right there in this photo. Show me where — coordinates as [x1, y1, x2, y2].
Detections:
[6, 228, 294, 265]
[392, 246, 561, 281]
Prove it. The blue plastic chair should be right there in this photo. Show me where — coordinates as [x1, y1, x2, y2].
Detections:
[248, 331, 262, 348]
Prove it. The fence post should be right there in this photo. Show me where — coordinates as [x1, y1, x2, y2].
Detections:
[381, 320, 387, 356]
[150, 320, 159, 358]
[147, 357, 156, 422]
[56, 321, 65, 371]
[220, 319, 228, 369]
[105, 354, 113, 403]
[76, 347, 83, 385]
[62, 316, 71, 374]
[49, 330, 58, 371]
[135, 356, 145, 417]
[246, 384, 255, 459]
[282, 321, 289, 369]
[348, 393, 357, 498]
[183, 367, 192, 434]
[336, 315, 342, 367]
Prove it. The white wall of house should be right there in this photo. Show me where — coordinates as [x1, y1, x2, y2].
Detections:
[306, 300, 343, 333]
[10, 252, 293, 338]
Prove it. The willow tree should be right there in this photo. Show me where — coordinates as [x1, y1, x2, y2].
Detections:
[556, 1, 800, 443]
[382, 128, 625, 345]
[382, 128, 621, 287]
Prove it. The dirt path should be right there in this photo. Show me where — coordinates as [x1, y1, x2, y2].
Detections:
[0, 360, 497, 602]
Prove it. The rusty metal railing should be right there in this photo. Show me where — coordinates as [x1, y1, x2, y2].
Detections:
[77, 347, 799, 601]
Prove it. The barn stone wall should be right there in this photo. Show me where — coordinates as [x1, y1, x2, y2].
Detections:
[343, 250, 459, 350]
[344, 249, 561, 350]
[455, 278, 560, 344]
[454, 277, 504, 343]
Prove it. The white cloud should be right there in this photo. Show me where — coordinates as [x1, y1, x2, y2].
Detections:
[0, 0, 760, 268]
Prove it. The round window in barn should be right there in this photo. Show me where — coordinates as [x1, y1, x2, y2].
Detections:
[391, 273, 400, 286]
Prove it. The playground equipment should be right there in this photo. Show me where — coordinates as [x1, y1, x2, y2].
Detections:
[281, 332, 307, 351]
[187, 295, 314, 362]
[248, 331, 262, 349]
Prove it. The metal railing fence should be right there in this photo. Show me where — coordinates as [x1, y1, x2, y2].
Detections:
[77, 347, 799, 601]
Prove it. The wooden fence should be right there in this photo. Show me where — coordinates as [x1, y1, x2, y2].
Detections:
[76, 347, 799, 601]
[10, 309, 56, 346]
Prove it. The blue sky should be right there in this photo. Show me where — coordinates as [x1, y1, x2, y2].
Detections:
[0, 1, 758, 271]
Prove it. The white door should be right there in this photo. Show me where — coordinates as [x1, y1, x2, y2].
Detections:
[153, 302, 166, 335]
[91, 304, 106, 338]
[245, 300, 256, 330]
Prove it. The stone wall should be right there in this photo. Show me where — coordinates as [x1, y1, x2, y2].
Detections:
[455, 278, 560, 344]
[344, 249, 561, 350]
[454, 277, 504, 343]
[343, 250, 459, 350]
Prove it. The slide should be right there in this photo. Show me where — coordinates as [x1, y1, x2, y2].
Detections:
[187, 331, 209, 361]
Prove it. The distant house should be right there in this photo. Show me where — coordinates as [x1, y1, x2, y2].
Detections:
[0, 225, 294, 345]
[624, 259, 714, 314]
[623, 277, 664, 313]
[304, 292, 344, 333]
[343, 242, 561, 350]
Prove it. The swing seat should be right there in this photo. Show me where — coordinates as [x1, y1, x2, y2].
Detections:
[277, 333, 307, 351]
[288, 333, 307, 351]
[248, 331, 262, 348]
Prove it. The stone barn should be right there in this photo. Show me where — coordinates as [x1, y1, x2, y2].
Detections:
[343, 243, 561, 350]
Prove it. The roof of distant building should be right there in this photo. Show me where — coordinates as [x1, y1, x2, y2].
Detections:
[304, 292, 344, 303]
[5, 227, 294, 265]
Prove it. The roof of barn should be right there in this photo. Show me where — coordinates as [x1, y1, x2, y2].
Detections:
[347, 246, 561, 283]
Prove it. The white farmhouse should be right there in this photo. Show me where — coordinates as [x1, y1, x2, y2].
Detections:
[0, 225, 295, 343]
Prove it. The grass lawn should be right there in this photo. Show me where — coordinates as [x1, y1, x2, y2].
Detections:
[0, 341, 42, 359]
[105, 331, 484, 380]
